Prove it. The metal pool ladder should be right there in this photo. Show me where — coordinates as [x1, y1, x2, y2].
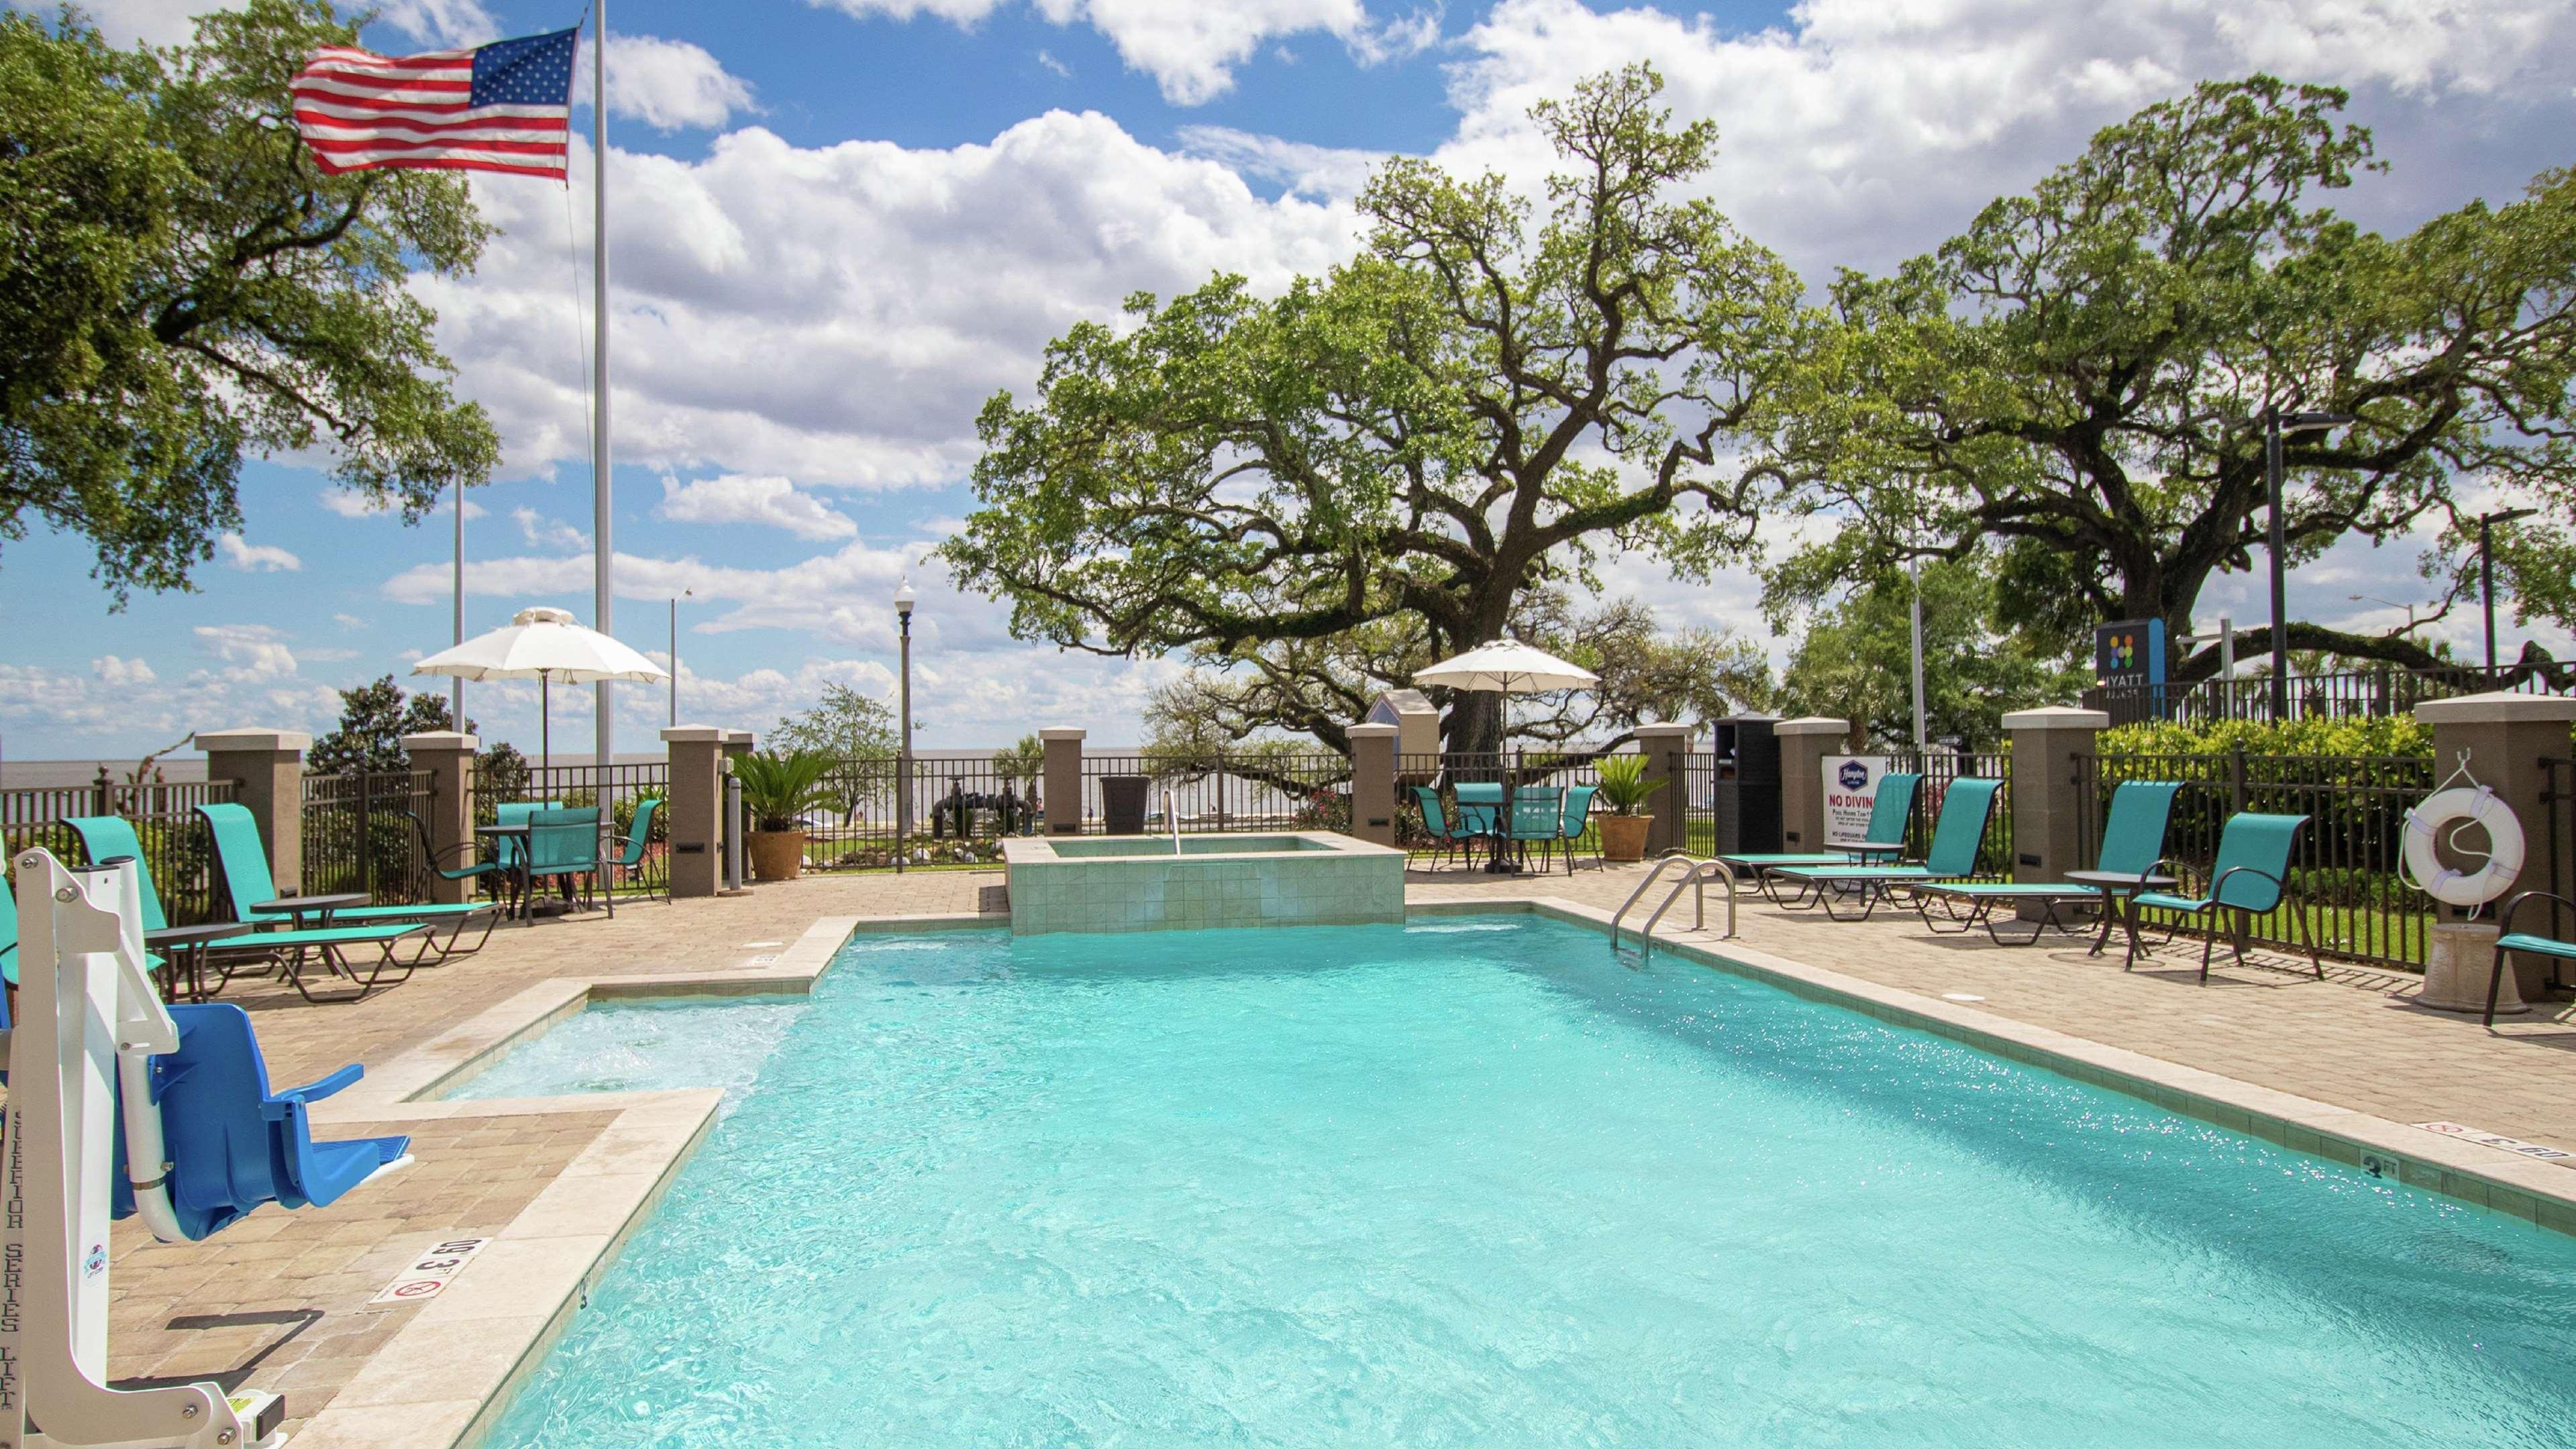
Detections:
[1611, 850, 1738, 958]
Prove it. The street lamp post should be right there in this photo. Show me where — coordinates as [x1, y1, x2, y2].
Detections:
[668, 588, 691, 726]
[2477, 507, 2538, 674]
[896, 578, 916, 875]
[2264, 408, 2355, 721]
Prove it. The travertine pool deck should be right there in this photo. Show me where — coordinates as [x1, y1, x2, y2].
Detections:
[85, 861, 2576, 1446]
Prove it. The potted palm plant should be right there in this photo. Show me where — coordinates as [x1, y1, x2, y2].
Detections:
[732, 749, 835, 881]
[1591, 754, 1663, 862]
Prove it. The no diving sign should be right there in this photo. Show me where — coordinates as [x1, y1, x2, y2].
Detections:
[370, 1237, 493, 1305]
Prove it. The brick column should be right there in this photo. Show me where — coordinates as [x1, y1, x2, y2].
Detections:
[2002, 707, 2107, 883]
[1347, 723, 1398, 847]
[2416, 692, 2576, 1001]
[1041, 728, 1085, 836]
[662, 725, 725, 898]
[1773, 718, 1848, 851]
[401, 731, 478, 903]
[1634, 724, 1692, 856]
[194, 729, 309, 892]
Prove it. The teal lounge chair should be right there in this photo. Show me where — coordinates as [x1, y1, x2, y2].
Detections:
[2487, 890, 2576, 1026]
[2126, 812, 2318, 983]
[1766, 777, 2004, 922]
[1558, 783, 1601, 871]
[1720, 772, 1922, 907]
[65, 816, 427, 1004]
[1912, 780, 2185, 945]
[1410, 786, 1478, 870]
[199, 802, 498, 959]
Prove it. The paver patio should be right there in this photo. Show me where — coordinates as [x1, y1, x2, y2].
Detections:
[94, 859, 2576, 1438]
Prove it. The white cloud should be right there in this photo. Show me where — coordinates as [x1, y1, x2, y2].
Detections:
[93, 655, 157, 686]
[513, 507, 591, 551]
[657, 474, 860, 540]
[421, 116, 1353, 492]
[1037, 49, 1072, 78]
[321, 489, 485, 521]
[809, 0, 1431, 104]
[1177, 126, 1388, 201]
[217, 533, 303, 573]
[602, 35, 757, 131]
[1439, 0, 2576, 284]
[32, 0, 494, 47]
[195, 625, 299, 679]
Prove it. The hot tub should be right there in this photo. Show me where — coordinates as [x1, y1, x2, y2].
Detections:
[1000, 830, 1405, 934]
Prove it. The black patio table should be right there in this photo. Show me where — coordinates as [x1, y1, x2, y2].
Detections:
[2065, 869, 2180, 961]
[143, 921, 255, 1004]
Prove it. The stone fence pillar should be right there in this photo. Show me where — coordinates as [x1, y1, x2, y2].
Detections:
[1773, 718, 1848, 851]
[662, 725, 725, 898]
[2416, 692, 2576, 1004]
[401, 731, 478, 903]
[1041, 728, 1085, 836]
[2003, 707, 2107, 883]
[1347, 723, 1398, 847]
[194, 729, 308, 892]
[1634, 724, 1692, 857]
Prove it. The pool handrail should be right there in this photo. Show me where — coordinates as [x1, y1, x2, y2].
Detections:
[1612, 850, 1737, 957]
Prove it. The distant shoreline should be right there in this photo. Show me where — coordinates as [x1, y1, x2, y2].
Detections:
[1, 747, 1144, 789]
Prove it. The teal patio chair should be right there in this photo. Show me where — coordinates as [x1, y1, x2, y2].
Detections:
[198, 802, 499, 959]
[1558, 783, 1601, 871]
[2126, 812, 2318, 983]
[1765, 777, 2004, 922]
[2487, 890, 2576, 1027]
[64, 816, 427, 1004]
[1912, 780, 2185, 945]
[1451, 782, 1502, 852]
[603, 796, 665, 900]
[1410, 786, 1476, 870]
[1506, 786, 1565, 874]
[525, 806, 611, 917]
[1720, 772, 1922, 907]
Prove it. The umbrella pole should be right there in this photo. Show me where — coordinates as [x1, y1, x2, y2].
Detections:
[542, 672, 551, 778]
[1488, 682, 1517, 875]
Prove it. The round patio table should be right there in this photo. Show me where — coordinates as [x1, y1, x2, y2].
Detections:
[2065, 869, 2179, 961]
[475, 823, 535, 922]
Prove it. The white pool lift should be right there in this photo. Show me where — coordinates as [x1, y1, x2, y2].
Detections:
[1, 849, 411, 1448]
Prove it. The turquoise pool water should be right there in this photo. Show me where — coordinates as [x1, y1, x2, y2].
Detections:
[484, 918, 2576, 1448]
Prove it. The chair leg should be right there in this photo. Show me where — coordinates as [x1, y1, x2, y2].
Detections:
[2199, 913, 2218, 985]
[2485, 941, 2508, 1028]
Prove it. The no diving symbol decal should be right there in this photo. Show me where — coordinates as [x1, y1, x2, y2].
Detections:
[369, 1236, 493, 1305]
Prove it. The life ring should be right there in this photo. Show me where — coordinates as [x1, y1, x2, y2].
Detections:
[2402, 786, 2524, 908]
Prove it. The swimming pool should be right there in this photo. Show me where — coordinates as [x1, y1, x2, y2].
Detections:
[482, 918, 2576, 1447]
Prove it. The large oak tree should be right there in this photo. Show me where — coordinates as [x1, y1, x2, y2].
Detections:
[0, 1, 497, 602]
[939, 65, 1802, 752]
[1762, 77, 2576, 682]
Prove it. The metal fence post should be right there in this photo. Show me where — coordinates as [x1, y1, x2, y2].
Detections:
[2230, 741, 2249, 815]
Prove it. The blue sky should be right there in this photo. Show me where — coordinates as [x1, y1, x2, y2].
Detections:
[5, 0, 2572, 760]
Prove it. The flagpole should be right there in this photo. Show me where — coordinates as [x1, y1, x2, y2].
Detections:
[591, 0, 614, 780]
[452, 478, 466, 726]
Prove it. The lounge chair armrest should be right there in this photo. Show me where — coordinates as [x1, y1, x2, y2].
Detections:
[2206, 864, 2287, 906]
[2497, 890, 2576, 937]
[274, 1062, 365, 1107]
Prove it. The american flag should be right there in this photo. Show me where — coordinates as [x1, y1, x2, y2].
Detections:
[292, 26, 580, 180]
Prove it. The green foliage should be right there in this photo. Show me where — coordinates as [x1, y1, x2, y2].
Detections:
[990, 733, 1044, 784]
[2100, 714, 2432, 759]
[613, 790, 668, 844]
[1763, 76, 2576, 676]
[770, 682, 896, 759]
[0, 3, 498, 602]
[731, 749, 837, 833]
[1590, 753, 1664, 816]
[1776, 561, 2087, 750]
[941, 64, 1804, 753]
[309, 675, 466, 775]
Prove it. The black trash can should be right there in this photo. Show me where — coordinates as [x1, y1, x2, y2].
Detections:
[1102, 774, 1149, 835]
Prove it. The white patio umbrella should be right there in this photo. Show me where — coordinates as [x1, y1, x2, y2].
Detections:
[1412, 637, 1599, 873]
[411, 606, 669, 771]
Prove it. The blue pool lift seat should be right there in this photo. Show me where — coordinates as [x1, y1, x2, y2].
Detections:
[111, 1003, 409, 1240]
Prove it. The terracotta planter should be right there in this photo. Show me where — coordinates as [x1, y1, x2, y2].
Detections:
[1599, 814, 1653, 862]
[746, 829, 807, 881]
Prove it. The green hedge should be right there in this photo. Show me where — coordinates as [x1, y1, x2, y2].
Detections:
[2100, 714, 2432, 759]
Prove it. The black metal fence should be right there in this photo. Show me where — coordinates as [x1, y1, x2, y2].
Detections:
[0, 775, 239, 926]
[472, 758, 672, 891]
[2085, 664, 2565, 727]
[801, 755, 1036, 869]
[300, 769, 433, 903]
[1890, 751, 2014, 877]
[1082, 753, 1357, 837]
[2075, 748, 2436, 970]
[2538, 757, 2575, 949]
